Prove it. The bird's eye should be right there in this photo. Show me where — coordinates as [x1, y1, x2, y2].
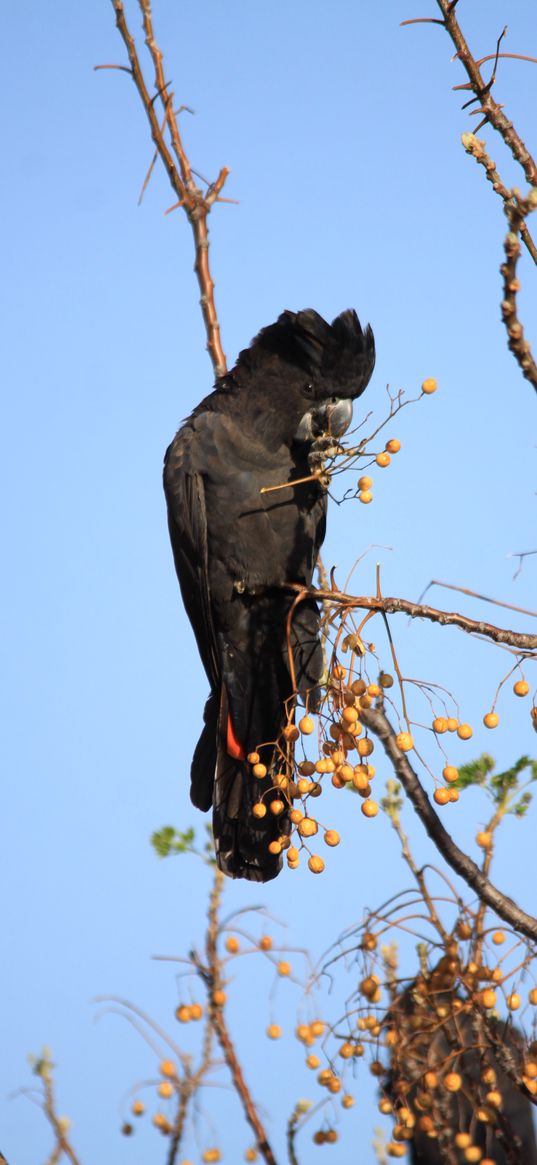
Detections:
[302, 383, 314, 399]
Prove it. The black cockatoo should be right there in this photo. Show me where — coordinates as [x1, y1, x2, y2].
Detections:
[164, 308, 375, 881]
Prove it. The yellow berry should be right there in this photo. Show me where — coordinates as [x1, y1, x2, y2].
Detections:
[212, 990, 227, 1006]
[457, 723, 473, 740]
[299, 715, 315, 735]
[297, 816, 318, 837]
[479, 988, 497, 1009]
[247, 751, 260, 764]
[444, 1072, 462, 1092]
[432, 716, 448, 733]
[310, 1019, 325, 1037]
[308, 855, 325, 874]
[361, 799, 379, 818]
[529, 988, 537, 1004]
[175, 1005, 191, 1023]
[385, 438, 401, 454]
[159, 1060, 176, 1078]
[269, 798, 285, 816]
[306, 1053, 320, 1068]
[357, 736, 374, 757]
[266, 1024, 282, 1039]
[341, 704, 358, 724]
[507, 992, 521, 1010]
[455, 1134, 472, 1149]
[268, 840, 282, 855]
[252, 763, 267, 779]
[433, 787, 450, 806]
[424, 1071, 438, 1090]
[158, 1081, 174, 1098]
[396, 732, 414, 752]
[358, 475, 373, 490]
[483, 712, 499, 729]
[359, 490, 373, 504]
[277, 961, 291, 976]
[443, 765, 459, 783]
[259, 935, 272, 951]
[342, 1094, 355, 1108]
[492, 931, 505, 945]
[448, 787, 459, 801]
[153, 1112, 170, 1131]
[324, 829, 340, 847]
[376, 451, 391, 467]
[252, 803, 267, 819]
[225, 936, 239, 954]
[446, 717, 459, 732]
[476, 831, 492, 849]
[282, 723, 299, 741]
[422, 377, 438, 394]
[131, 1100, 145, 1116]
[514, 679, 529, 697]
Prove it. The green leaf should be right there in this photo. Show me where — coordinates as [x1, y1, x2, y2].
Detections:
[150, 826, 196, 858]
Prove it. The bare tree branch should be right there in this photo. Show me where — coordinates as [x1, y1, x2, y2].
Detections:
[433, 1, 537, 184]
[107, 0, 228, 376]
[194, 868, 279, 1165]
[361, 704, 537, 943]
[286, 584, 537, 653]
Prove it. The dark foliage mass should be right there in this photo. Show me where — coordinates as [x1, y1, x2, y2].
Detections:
[387, 971, 537, 1165]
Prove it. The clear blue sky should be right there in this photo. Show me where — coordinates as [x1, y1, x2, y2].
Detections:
[2, 3, 536, 1163]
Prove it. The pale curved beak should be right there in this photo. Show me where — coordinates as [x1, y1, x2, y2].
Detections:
[295, 398, 353, 443]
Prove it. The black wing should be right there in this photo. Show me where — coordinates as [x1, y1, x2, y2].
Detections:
[164, 443, 219, 692]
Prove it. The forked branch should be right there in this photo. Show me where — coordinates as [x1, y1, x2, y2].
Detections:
[107, 0, 228, 376]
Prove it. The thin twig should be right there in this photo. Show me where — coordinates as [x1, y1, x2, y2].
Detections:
[38, 1062, 83, 1165]
[460, 132, 537, 265]
[419, 577, 537, 619]
[388, 807, 451, 945]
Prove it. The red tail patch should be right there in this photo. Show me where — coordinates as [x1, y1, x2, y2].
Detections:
[226, 712, 246, 761]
